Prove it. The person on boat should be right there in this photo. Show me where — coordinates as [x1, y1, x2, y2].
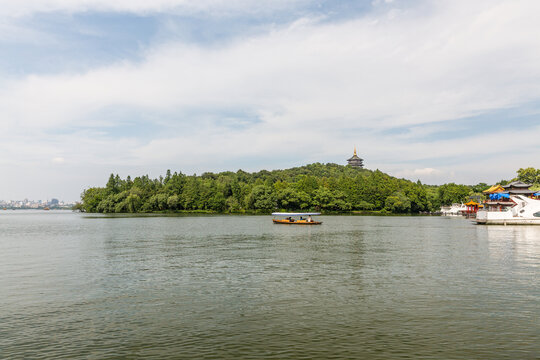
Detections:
[308, 215, 312, 222]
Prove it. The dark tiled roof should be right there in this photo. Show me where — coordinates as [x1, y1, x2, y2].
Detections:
[503, 181, 532, 188]
[502, 189, 536, 194]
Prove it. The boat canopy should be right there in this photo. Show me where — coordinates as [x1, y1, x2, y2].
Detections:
[271, 212, 321, 216]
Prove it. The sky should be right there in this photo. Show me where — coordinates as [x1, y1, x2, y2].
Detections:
[1, 0, 539, 202]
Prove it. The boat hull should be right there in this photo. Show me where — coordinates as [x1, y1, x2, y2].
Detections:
[476, 218, 540, 225]
[273, 219, 322, 225]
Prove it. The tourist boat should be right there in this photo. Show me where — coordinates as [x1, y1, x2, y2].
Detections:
[475, 195, 540, 225]
[272, 212, 322, 225]
[440, 203, 467, 216]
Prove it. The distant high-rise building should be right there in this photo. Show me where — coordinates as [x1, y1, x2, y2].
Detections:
[347, 147, 364, 168]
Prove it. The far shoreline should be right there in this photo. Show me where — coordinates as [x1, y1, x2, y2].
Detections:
[76, 209, 441, 218]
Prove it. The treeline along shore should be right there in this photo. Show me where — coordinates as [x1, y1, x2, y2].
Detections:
[77, 163, 540, 214]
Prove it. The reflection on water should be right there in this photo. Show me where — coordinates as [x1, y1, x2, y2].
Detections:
[0, 211, 538, 359]
[485, 226, 540, 268]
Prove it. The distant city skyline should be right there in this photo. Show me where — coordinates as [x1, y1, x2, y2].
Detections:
[1, 0, 539, 202]
[0, 198, 75, 209]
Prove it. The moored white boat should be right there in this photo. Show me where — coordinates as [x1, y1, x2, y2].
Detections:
[476, 195, 540, 225]
[440, 203, 466, 216]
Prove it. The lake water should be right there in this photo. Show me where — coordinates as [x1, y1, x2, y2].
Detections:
[1, 211, 538, 359]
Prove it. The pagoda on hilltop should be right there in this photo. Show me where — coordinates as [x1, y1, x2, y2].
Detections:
[347, 147, 364, 168]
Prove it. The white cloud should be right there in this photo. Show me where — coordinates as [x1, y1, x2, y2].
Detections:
[1, 0, 540, 200]
[5, 1, 540, 128]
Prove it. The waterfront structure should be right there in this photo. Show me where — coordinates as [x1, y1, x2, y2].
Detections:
[440, 200, 481, 218]
[476, 195, 540, 225]
[483, 181, 535, 212]
[464, 200, 481, 216]
[500, 181, 535, 196]
[347, 147, 364, 168]
[483, 184, 514, 211]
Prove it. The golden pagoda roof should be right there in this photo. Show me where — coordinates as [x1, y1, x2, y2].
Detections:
[482, 184, 505, 194]
[464, 200, 479, 206]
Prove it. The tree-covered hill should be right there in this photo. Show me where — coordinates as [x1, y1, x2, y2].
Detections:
[78, 164, 540, 214]
[79, 163, 437, 213]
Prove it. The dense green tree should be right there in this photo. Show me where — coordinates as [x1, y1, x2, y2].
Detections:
[517, 167, 540, 185]
[276, 188, 311, 210]
[167, 195, 180, 210]
[164, 169, 172, 184]
[226, 197, 241, 212]
[208, 193, 227, 211]
[295, 175, 319, 195]
[471, 182, 490, 193]
[181, 177, 200, 210]
[385, 192, 411, 213]
[80, 187, 106, 212]
[312, 188, 351, 211]
[403, 185, 428, 212]
[245, 185, 276, 210]
[437, 183, 471, 205]
[106, 173, 122, 195]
